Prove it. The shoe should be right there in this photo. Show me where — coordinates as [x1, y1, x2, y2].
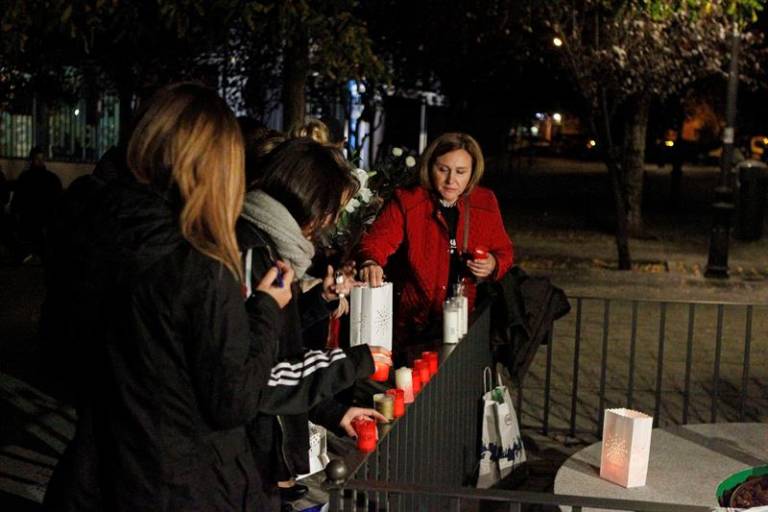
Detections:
[279, 483, 308, 502]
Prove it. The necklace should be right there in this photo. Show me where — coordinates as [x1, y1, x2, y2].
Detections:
[439, 198, 457, 208]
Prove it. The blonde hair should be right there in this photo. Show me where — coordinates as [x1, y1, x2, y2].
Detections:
[290, 118, 331, 145]
[127, 82, 244, 280]
[418, 132, 485, 195]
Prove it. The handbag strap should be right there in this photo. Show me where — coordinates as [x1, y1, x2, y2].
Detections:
[462, 195, 471, 253]
[483, 366, 493, 393]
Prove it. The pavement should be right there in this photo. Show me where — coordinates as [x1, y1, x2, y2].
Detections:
[1, 156, 767, 509]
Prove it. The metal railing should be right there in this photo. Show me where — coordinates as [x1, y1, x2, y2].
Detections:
[328, 479, 714, 512]
[513, 295, 768, 438]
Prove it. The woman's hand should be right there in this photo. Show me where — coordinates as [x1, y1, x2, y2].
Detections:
[339, 407, 389, 437]
[321, 265, 359, 302]
[368, 346, 392, 368]
[359, 262, 385, 287]
[256, 260, 294, 308]
[466, 252, 496, 279]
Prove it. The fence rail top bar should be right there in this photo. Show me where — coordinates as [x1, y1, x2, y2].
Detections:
[569, 294, 768, 307]
[332, 480, 714, 512]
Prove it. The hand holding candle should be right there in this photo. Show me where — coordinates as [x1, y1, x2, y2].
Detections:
[467, 247, 496, 279]
[339, 406, 387, 438]
[369, 346, 393, 382]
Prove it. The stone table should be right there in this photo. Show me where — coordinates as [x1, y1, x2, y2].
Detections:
[554, 423, 768, 512]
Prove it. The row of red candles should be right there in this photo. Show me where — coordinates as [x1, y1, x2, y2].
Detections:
[352, 351, 439, 453]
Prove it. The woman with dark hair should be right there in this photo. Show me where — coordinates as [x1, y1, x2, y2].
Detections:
[41, 83, 333, 511]
[357, 132, 514, 348]
[237, 137, 391, 505]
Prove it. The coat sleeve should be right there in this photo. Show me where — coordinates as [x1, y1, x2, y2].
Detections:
[484, 192, 514, 280]
[188, 269, 283, 430]
[357, 193, 406, 267]
[308, 397, 349, 436]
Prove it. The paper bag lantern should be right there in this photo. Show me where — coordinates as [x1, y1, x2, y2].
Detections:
[350, 283, 393, 350]
[600, 408, 653, 488]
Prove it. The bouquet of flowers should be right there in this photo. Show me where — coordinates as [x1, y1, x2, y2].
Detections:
[329, 146, 418, 258]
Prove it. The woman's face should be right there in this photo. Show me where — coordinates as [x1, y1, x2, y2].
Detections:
[431, 149, 473, 203]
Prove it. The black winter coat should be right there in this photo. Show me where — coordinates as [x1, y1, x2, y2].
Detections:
[236, 218, 374, 480]
[42, 174, 304, 512]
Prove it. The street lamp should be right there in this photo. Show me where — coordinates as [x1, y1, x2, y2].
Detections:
[553, 36, 563, 48]
[705, 19, 740, 279]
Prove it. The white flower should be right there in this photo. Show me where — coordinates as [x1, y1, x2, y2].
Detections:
[353, 168, 369, 189]
[391, 147, 403, 157]
[405, 156, 417, 168]
[345, 198, 361, 213]
[358, 187, 373, 203]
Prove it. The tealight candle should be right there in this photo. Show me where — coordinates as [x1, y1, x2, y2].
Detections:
[373, 393, 394, 421]
[395, 367, 415, 403]
[386, 388, 405, 418]
[413, 358, 430, 384]
[473, 245, 489, 260]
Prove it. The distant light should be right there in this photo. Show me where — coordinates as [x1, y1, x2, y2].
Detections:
[553, 112, 562, 123]
[665, 140, 675, 147]
[763, 137, 768, 145]
[74, 108, 80, 117]
[531, 126, 539, 136]
[535, 112, 545, 120]
[587, 139, 597, 148]
[230, 56, 237, 65]
[553, 37, 563, 47]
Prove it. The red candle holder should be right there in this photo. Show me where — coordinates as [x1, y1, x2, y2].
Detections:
[414, 358, 430, 384]
[386, 388, 405, 418]
[422, 351, 438, 376]
[473, 246, 489, 260]
[371, 360, 390, 382]
[352, 417, 378, 453]
[412, 368, 422, 394]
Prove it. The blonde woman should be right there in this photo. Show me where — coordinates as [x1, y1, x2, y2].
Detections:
[43, 83, 297, 511]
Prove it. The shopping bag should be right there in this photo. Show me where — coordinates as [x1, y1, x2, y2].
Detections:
[349, 283, 393, 350]
[477, 367, 526, 488]
[297, 422, 330, 480]
[599, 408, 653, 488]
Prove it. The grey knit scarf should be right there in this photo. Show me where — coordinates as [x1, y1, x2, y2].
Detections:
[241, 190, 316, 279]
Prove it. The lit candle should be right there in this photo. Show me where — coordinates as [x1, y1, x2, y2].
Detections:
[412, 367, 422, 394]
[443, 299, 459, 344]
[373, 393, 394, 421]
[422, 351, 438, 376]
[352, 417, 378, 453]
[395, 367, 415, 403]
[370, 359, 390, 382]
[386, 388, 405, 418]
[413, 358, 430, 384]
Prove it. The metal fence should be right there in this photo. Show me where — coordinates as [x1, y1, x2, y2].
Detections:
[327, 302, 494, 511]
[513, 295, 768, 438]
[328, 479, 713, 512]
[0, 95, 119, 162]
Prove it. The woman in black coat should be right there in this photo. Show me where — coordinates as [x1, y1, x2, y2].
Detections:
[42, 83, 314, 511]
[238, 138, 391, 501]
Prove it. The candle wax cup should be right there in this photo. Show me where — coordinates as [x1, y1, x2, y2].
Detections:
[373, 393, 394, 421]
[414, 358, 430, 384]
[412, 369, 422, 394]
[386, 389, 405, 418]
[394, 367, 415, 403]
[371, 360, 390, 382]
[473, 246, 489, 260]
[352, 418, 377, 453]
[422, 351, 438, 376]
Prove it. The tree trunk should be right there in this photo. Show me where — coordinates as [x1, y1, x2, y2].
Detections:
[592, 91, 632, 270]
[282, 30, 309, 132]
[622, 93, 652, 236]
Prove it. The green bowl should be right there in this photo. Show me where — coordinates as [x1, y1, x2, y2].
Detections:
[716, 465, 768, 507]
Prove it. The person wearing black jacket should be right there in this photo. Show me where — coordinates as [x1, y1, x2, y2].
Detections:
[41, 83, 339, 512]
[238, 138, 391, 504]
